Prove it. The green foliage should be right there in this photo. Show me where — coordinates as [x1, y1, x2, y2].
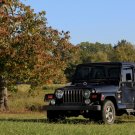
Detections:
[113, 40, 135, 62]
[78, 40, 135, 63]
[78, 42, 113, 63]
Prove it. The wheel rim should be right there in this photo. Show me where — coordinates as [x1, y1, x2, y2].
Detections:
[105, 105, 114, 123]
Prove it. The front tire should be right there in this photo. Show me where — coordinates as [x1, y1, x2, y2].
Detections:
[102, 100, 116, 124]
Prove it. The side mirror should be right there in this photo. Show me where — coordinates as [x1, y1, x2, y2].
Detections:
[126, 73, 131, 81]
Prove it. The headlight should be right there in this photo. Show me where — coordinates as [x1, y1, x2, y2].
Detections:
[55, 90, 64, 99]
[83, 90, 91, 98]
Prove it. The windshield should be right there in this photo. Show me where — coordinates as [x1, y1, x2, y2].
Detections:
[74, 66, 121, 84]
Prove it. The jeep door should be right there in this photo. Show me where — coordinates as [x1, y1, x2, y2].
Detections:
[121, 67, 135, 109]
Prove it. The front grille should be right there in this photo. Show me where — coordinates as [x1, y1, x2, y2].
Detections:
[63, 89, 83, 103]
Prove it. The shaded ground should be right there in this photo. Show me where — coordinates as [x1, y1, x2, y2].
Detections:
[0, 112, 135, 125]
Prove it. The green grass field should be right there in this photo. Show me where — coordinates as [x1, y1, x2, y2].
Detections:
[0, 113, 135, 135]
[0, 85, 135, 135]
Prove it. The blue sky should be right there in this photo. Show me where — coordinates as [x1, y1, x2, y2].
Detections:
[21, 0, 135, 45]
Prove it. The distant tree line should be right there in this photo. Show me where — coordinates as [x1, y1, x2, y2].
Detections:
[78, 40, 135, 63]
[0, 0, 135, 86]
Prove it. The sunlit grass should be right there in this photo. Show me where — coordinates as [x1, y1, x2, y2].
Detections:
[0, 113, 135, 135]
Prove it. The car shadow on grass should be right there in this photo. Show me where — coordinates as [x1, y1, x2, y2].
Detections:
[0, 118, 124, 124]
[0, 118, 46, 123]
[0, 118, 135, 124]
[0, 118, 92, 124]
[115, 120, 135, 124]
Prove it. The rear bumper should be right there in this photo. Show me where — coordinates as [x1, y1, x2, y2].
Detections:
[43, 105, 101, 111]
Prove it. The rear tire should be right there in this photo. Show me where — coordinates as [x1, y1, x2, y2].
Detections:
[102, 100, 116, 124]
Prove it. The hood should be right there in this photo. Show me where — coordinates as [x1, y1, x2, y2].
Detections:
[62, 83, 119, 93]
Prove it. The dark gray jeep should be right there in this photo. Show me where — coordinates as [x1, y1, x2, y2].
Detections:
[44, 62, 135, 124]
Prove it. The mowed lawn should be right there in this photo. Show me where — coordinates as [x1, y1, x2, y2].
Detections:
[0, 113, 135, 135]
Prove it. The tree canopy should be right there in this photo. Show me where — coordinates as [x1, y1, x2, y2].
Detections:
[78, 40, 135, 64]
[0, 0, 78, 85]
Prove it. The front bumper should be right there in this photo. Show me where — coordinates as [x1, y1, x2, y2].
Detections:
[43, 105, 101, 111]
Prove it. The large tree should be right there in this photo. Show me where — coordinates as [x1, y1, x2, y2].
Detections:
[0, 0, 77, 86]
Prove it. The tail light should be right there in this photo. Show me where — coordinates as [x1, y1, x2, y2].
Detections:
[91, 94, 98, 99]
[90, 93, 101, 101]
[45, 94, 54, 101]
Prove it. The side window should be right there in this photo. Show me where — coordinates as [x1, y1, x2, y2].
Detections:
[122, 68, 133, 82]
